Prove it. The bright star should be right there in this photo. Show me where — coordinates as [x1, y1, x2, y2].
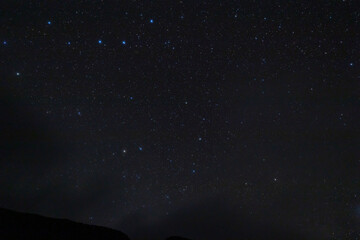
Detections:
[98, 40, 102, 44]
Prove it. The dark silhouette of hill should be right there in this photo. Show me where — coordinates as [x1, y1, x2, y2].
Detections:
[166, 237, 192, 240]
[0, 205, 330, 240]
[0, 208, 130, 240]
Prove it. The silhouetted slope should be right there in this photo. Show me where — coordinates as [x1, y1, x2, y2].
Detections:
[166, 237, 192, 240]
[0, 208, 130, 240]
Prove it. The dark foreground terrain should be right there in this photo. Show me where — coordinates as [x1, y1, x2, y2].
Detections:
[0, 208, 189, 240]
[0, 208, 130, 240]
[0, 207, 324, 240]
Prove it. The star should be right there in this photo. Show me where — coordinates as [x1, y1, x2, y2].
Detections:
[3, 41, 7, 45]
[150, 19, 154, 23]
[98, 40, 102, 44]
[138, 146, 143, 151]
[47, 21, 51, 25]
[350, 62, 354, 67]
[122, 40, 126, 45]
[67, 41, 71, 45]
[16, 72, 20, 76]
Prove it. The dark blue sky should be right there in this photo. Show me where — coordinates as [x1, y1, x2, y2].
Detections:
[0, 1, 359, 239]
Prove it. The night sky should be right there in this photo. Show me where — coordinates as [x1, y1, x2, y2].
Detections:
[0, 1, 359, 239]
